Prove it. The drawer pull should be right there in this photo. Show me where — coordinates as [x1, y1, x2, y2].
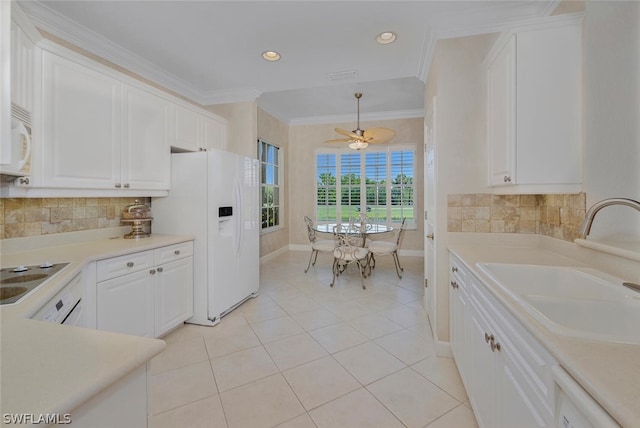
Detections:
[491, 341, 502, 352]
[126, 262, 134, 268]
[484, 333, 494, 344]
[450, 280, 458, 289]
[157, 267, 163, 273]
[174, 250, 181, 255]
[150, 269, 156, 275]
[451, 266, 458, 273]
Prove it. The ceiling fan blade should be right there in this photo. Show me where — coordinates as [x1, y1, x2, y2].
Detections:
[325, 138, 351, 144]
[334, 128, 361, 139]
[363, 127, 396, 144]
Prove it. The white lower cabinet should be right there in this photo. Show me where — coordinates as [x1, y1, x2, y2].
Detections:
[449, 254, 556, 428]
[97, 268, 154, 337]
[96, 241, 193, 338]
[154, 256, 193, 337]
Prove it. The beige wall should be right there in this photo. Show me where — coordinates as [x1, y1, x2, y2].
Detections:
[257, 108, 290, 257]
[583, 1, 640, 238]
[426, 33, 499, 344]
[288, 117, 424, 252]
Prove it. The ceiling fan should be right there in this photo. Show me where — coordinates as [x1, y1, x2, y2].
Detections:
[325, 93, 396, 150]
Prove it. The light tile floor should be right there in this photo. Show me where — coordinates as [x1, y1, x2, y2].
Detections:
[150, 251, 478, 428]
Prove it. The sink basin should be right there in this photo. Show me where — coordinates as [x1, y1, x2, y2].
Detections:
[476, 263, 639, 345]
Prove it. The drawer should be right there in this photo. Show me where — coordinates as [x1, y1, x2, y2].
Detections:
[154, 241, 194, 265]
[449, 254, 468, 287]
[97, 250, 154, 282]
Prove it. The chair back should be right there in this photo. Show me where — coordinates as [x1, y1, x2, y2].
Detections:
[396, 217, 407, 247]
[304, 216, 317, 243]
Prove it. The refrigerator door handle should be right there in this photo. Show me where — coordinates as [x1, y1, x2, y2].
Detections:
[234, 179, 243, 258]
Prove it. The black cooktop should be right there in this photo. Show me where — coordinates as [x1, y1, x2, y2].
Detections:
[0, 263, 69, 305]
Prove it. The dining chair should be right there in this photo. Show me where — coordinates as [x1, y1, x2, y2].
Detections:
[330, 223, 370, 289]
[304, 216, 337, 273]
[367, 217, 407, 279]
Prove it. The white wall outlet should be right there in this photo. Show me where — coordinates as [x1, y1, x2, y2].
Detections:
[50, 207, 63, 223]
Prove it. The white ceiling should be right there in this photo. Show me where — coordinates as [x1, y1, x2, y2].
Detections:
[20, 0, 558, 124]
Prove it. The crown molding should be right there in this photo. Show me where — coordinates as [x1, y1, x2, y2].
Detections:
[20, 1, 205, 102]
[417, 29, 437, 83]
[200, 88, 262, 105]
[288, 109, 424, 126]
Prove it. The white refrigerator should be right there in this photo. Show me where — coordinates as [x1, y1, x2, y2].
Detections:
[153, 149, 260, 326]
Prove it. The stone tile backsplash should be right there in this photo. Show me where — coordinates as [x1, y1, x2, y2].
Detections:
[447, 193, 586, 242]
[0, 197, 151, 239]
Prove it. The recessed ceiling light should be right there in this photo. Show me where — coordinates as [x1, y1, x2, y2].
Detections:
[376, 31, 397, 45]
[262, 51, 281, 61]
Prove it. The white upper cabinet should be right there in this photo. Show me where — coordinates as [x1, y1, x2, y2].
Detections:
[122, 84, 170, 190]
[41, 50, 122, 189]
[173, 104, 200, 152]
[173, 104, 226, 152]
[200, 114, 226, 151]
[37, 46, 171, 194]
[486, 14, 583, 194]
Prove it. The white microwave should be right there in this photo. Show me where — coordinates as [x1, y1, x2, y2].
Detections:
[1, 103, 32, 178]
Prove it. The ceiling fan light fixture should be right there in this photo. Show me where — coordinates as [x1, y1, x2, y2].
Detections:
[348, 141, 369, 150]
[376, 31, 397, 45]
[262, 51, 281, 61]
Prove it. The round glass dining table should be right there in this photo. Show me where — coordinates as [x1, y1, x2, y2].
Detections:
[313, 223, 393, 236]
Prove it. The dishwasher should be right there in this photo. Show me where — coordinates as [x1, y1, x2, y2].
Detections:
[31, 273, 84, 327]
[553, 366, 620, 428]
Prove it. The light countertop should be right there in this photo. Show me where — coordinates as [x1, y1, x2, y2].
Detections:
[0, 233, 194, 423]
[448, 241, 640, 428]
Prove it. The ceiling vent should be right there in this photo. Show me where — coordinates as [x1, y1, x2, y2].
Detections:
[326, 70, 359, 81]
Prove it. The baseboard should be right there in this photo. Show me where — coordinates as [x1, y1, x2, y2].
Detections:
[436, 340, 452, 358]
[259, 246, 291, 264]
[288, 244, 310, 252]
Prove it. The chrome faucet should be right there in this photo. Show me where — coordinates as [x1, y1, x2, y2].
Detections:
[578, 198, 640, 239]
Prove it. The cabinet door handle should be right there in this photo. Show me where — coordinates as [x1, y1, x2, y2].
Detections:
[123, 183, 130, 188]
[450, 280, 458, 289]
[115, 183, 122, 188]
[157, 267, 163, 273]
[484, 333, 494, 343]
[451, 266, 458, 273]
[126, 262, 134, 268]
[149, 269, 156, 275]
[491, 341, 502, 352]
[174, 250, 181, 255]
[503, 175, 512, 183]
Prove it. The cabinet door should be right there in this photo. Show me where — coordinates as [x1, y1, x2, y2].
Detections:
[173, 104, 200, 151]
[497, 354, 549, 428]
[201, 115, 226, 150]
[468, 300, 497, 428]
[450, 281, 469, 381]
[42, 51, 121, 188]
[516, 23, 582, 185]
[487, 35, 516, 187]
[154, 257, 193, 337]
[97, 270, 154, 337]
[121, 85, 170, 190]
[10, 18, 35, 113]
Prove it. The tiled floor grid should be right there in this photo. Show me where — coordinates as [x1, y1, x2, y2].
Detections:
[150, 251, 478, 428]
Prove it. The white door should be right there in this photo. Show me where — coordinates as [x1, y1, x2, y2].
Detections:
[42, 51, 121, 189]
[423, 97, 437, 336]
[154, 257, 193, 337]
[121, 84, 170, 190]
[97, 269, 154, 337]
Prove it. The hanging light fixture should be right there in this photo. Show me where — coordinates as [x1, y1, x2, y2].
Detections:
[324, 93, 396, 150]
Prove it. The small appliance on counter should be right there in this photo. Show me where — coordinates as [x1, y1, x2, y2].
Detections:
[121, 199, 152, 239]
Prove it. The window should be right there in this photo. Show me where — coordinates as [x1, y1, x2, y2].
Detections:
[315, 145, 415, 226]
[258, 139, 282, 231]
